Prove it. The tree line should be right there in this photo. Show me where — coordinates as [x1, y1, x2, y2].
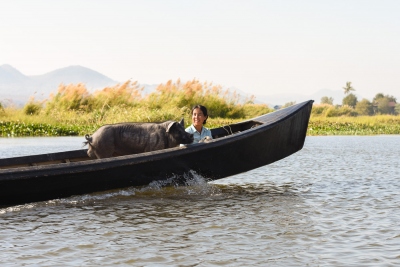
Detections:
[319, 82, 399, 116]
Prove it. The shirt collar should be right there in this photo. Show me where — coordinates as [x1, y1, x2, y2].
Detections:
[190, 124, 203, 134]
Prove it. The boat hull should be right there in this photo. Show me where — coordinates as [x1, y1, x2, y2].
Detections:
[0, 100, 313, 206]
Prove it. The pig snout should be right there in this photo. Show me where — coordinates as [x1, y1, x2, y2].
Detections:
[188, 133, 194, 143]
[181, 133, 194, 144]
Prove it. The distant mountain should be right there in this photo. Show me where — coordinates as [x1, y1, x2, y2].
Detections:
[0, 64, 117, 106]
[0, 64, 368, 108]
[31, 66, 117, 89]
[0, 64, 30, 84]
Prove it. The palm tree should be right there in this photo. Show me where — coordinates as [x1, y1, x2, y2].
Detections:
[343, 82, 355, 95]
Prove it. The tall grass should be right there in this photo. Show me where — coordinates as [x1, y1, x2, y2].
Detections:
[2, 83, 400, 136]
[0, 79, 272, 136]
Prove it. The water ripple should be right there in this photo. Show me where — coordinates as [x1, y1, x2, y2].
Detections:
[1, 136, 400, 266]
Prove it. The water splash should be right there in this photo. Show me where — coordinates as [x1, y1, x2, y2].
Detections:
[147, 170, 220, 196]
[0, 170, 221, 213]
[0, 171, 305, 214]
[0, 203, 37, 214]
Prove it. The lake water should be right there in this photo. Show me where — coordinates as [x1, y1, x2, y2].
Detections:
[1, 136, 400, 266]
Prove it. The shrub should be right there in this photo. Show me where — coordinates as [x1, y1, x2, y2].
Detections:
[311, 104, 332, 116]
[355, 99, 373, 115]
[23, 102, 42, 115]
[241, 103, 273, 118]
[325, 105, 358, 117]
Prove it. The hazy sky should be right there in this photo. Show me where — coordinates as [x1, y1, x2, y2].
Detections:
[1, 0, 399, 100]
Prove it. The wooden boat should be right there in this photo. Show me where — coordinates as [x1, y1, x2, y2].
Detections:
[0, 100, 313, 206]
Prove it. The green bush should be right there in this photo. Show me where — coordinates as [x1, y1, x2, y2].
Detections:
[241, 104, 273, 118]
[355, 99, 373, 115]
[325, 105, 358, 117]
[23, 102, 42, 115]
[311, 104, 331, 116]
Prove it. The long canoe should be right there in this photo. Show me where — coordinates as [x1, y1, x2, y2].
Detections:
[0, 100, 313, 206]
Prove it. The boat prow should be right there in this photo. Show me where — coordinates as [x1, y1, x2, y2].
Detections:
[0, 100, 314, 206]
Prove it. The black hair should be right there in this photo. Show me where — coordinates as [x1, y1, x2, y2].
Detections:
[191, 104, 209, 125]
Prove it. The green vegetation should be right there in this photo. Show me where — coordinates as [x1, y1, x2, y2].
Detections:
[355, 99, 374, 116]
[0, 79, 272, 137]
[320, 96, 334, 105]
[320, 82, 398, 116]
[308, 116, 400, 135]
[312, 81, 400, 134]
[342, 93, 358, 108]
[311, 100, 400, 135]
[0, 121, 83, 136]
[23, 100, 42, 115]
[342, 81, 355, 95]
[1, 79, 400, 137]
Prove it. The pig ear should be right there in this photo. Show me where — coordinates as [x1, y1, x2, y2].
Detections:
[179, 118, 184, 127]
[166, 121, 176, 133]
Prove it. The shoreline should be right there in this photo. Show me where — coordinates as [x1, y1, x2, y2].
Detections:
[1, 117, 400, 137]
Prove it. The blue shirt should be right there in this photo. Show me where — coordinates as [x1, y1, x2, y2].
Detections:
[185, 124, 213, 144]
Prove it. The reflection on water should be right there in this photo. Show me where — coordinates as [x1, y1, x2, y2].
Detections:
[1, 136, 400, 266]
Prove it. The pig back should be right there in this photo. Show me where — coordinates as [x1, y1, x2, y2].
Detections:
[111, 121, 176, 154]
